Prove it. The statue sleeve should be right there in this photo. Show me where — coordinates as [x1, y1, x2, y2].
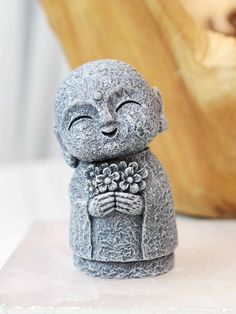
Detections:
[141, 154, 178, 260]
[69, 172, 92, 259]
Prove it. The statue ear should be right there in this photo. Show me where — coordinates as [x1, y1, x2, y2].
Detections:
[151, 87, 168, 133]
[54, 128, 79, 168]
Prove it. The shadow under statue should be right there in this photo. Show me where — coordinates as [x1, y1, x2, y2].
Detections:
[54, 59, 178, 278]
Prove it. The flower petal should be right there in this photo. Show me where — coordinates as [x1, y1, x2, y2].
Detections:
[103, 167, 111, 176]
[133, 174, 142, 182]
[129, 183, 139, 194]
[87, 165, 95, 172]
[111, 171, 120, 181]
[108, 181, 118, 191]
[94, 189, 100, 196]
[91, 179, 98, 187]
[109, 163, 118, 172]
[119, 181, 129, 191]
[95, 166, 101, 175]
[101, 163, 108, 170]
[96, 174, 104, 183]
[138, 167, 148, 179]
[119, 161, 127, 171]
[99, 184, 108, 193]
[119, 171, 126, 180]
[124, 166, 134, 176]
[139, 180, 146, 191]
[129, 162, 139, 172]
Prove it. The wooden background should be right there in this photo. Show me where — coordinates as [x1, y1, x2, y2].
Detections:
[41, 0, 236, 218]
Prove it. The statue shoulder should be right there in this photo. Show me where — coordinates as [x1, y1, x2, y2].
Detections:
[149, 151, 168, 178]
[147, 151, 173, 194]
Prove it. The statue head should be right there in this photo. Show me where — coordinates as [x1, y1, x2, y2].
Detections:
[54, 59, 167, 167]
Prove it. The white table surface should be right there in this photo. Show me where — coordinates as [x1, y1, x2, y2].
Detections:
[0, 159, 236, 314]
[0, 159, 72, 269]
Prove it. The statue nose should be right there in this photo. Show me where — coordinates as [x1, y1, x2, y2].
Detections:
[99, 107, 116, 128]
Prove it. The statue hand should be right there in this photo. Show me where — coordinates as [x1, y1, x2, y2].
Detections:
[115, 192, 143, 215]
[88, 192, 115, 217]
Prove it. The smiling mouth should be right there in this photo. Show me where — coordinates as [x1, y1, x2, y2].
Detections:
[102, 127, 118, 138]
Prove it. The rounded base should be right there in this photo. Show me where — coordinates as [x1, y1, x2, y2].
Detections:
[74, 253, 174, 279]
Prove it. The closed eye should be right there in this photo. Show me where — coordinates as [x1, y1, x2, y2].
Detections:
[68, 115, 92, 130]
[116, 100, 141, 112]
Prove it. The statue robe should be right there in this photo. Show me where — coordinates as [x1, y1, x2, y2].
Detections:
[69, 148, 177, 262]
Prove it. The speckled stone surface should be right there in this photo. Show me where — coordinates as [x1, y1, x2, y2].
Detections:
[75, 253, 174, 279]
[54, 59, 178, 278]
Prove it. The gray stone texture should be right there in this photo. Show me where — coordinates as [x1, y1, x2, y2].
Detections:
[54, 59, 177, 278]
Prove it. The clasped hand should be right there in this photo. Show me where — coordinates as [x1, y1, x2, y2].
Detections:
[88, 192, 143, 217]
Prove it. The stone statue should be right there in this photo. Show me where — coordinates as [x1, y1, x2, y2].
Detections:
[54, 59, 178, 278]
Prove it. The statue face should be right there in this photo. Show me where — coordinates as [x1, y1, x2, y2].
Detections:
[55, 60, 163, 163]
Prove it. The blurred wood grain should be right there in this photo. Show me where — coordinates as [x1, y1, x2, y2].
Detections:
[41, 0, 236, 218]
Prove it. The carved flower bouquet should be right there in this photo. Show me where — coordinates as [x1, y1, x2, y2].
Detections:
[85, 161, 148, 198]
